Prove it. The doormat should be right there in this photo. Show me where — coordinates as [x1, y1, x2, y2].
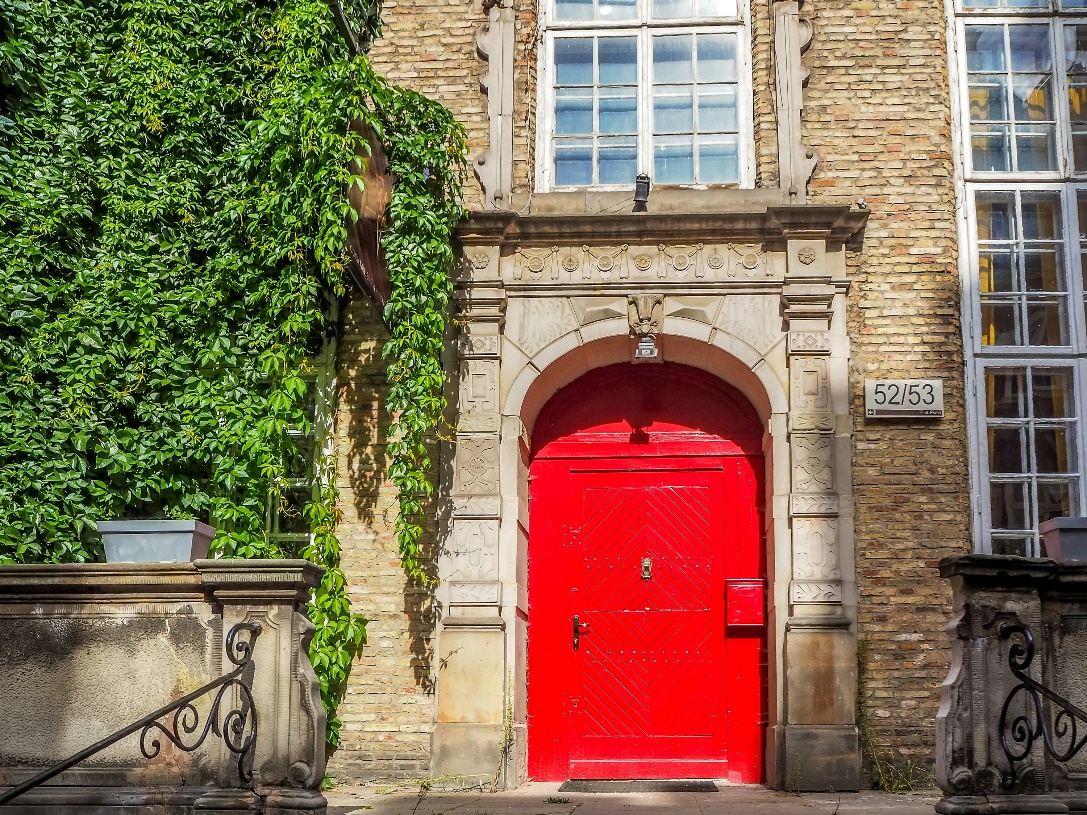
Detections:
[558, 780, 719, 793]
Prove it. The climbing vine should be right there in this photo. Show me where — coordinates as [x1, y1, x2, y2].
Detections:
[0, 0, 465, 742]
[364, 70, 467, 584]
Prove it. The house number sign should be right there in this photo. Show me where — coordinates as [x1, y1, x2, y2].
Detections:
[864, 379, 943, 418]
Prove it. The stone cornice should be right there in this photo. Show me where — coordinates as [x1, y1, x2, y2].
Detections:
[456, 206, 869, 252]
[0, 559, 323, 605]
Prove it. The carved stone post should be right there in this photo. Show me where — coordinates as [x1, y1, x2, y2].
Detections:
[779, 238, 861, 789]
[774, 0, 818, 203]
[474, 0, 515, 210]
[432, 247, 509, 780]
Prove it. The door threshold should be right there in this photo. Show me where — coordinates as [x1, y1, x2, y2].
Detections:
[557, 780, 719, 793]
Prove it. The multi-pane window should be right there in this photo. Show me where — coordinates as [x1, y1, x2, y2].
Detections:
[267, 346, 336, 551]
[966, 24, 1056, 172]
[959, 0, 1087, 555]
[541, 0, 752, 190]
[985, 367, 1078, 554]
[976, 190, 1067, 346]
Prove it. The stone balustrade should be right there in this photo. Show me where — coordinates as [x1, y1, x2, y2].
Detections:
[0, 560, 327, 815]
[938, 555, 1087, 815]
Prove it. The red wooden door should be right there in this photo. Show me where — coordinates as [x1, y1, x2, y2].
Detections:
[527, 364, 766, 783]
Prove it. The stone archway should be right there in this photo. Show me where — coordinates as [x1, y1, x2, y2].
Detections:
[432, 208, 864, 790]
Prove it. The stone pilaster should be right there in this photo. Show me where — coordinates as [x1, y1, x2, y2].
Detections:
[780, 237, 861, 790]
[473, 0, 515, 210]
[783, 239, 842, 616]
[432, 253, 508, 781]
[773, 0, 818, 203]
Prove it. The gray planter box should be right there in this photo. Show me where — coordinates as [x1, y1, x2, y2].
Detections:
[1039, 517, 1087, 562]
[96, 520, 215, 563]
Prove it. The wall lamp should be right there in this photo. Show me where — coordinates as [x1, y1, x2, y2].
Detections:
[633, 335, 659, 361]
[633, 173, 651, 212]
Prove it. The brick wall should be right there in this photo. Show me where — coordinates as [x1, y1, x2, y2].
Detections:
[368, 0, 489, 207]
[327, 294, 438, 781]
[752, 0, 778, 187]
[803, 0, 971, 775]
[346, 0, 972, 784]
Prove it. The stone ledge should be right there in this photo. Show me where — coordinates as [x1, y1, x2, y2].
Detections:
[457, 206, 869, 251]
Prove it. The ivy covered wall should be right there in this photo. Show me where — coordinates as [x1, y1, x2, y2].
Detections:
[0, 0, 465, 744]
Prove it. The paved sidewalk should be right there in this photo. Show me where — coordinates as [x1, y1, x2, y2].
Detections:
[325, 782, 940, 815]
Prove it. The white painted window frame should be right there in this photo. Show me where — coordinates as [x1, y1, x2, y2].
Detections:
[953, 0, 1087, 553]
[951, 10, 1087, 181]
[971, 358, 1083, 555]
[535, 0, 755, 192]
[963, 183, 1087, 556]
[266, 335, 338, 550]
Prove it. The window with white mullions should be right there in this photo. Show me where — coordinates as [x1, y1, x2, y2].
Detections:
[966, 23, 1057, 172]
[985, 367, 1078, 555]
[541, 0, 751, 191]
[1066, 25, 1087, 169]
[957, 2, 1087, 554]
[976, 189, 1068, 346]
[554, 36, 639, 186]
[652, 32, 740, 184]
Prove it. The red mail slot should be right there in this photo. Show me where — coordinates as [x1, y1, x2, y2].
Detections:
[726, 580, 765, 627]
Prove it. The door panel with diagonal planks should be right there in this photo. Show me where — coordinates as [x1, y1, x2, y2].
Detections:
[527, 363, 766, 783]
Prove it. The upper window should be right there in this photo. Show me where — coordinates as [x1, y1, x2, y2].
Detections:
[960, 4, 1087, 176]
[539, 0, 753, 191]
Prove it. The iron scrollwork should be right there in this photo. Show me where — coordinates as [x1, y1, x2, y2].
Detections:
[0, 621, 262, 806]
[997, 622, 1087, 788]
[140, 621, 261, 780]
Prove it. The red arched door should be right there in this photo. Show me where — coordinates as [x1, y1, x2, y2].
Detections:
[527, 363, 766, 782]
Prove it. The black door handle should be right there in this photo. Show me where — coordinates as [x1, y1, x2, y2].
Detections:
[573, 614, 591, 651]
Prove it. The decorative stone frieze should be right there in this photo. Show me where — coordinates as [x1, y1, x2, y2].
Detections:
[508, 242, 780, 283]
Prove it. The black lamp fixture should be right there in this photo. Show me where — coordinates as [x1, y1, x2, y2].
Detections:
[633, 173, 651, 212]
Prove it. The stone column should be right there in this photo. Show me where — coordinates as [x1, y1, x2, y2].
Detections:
[431, 248, 509, 781]
[779, 238, 861, 790]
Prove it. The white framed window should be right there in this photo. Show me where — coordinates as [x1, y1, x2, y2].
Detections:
[266, 338, 337, 552]
[955, 0, 1087, 554]
[979, 365, 1079, 554]
[537, 0, 754, 191]
[956, 5, 1087, 179]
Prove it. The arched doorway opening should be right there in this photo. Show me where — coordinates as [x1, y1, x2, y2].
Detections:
[526, 362, 767, 782]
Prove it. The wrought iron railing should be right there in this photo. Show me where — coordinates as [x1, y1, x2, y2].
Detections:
[0, 621, 261, 806]
[998, 621, 1087, 788]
